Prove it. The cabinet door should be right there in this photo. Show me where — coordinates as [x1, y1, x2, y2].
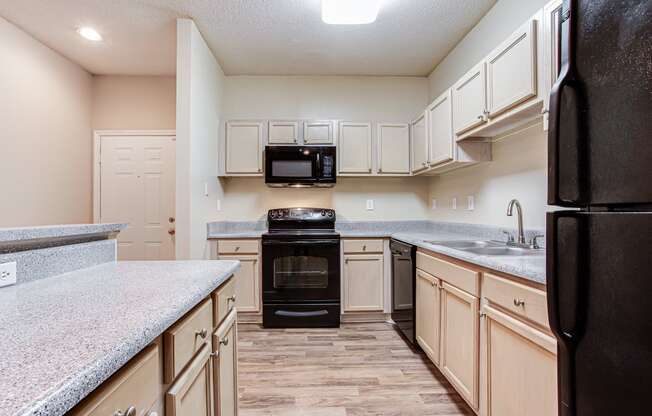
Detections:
[440, 282, 480, 410]
[225, 121, 264, 174]
[427, 89, 454, 166]
[415, 269, 441, 366]
[542, 0, 563, 130]
[481, 304, 557, 416]
[452, 62, 487, 135]
[219, 255, 260, 313]
[410, 112, 428, 173]
[303, 120, 334, 144]
[486, 19, 538, 118]
[338, 122, 372, 174]
[343, 254, 384, 312]
[165, 343, 212, 416]
[377, 123, 410, 174]
[212, 309, 238, 416]
[268, 121, 299, 144]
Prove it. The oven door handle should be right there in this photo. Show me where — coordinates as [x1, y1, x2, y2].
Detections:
[275, 309, 329, 318]
[263, 239, 340, 245]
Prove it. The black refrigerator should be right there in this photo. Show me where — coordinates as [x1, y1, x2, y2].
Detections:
[546, 1, 652, 415]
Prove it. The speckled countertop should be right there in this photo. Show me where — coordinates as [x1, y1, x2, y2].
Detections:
[0, 260, 239, 416]
[0, 223, 126, 243]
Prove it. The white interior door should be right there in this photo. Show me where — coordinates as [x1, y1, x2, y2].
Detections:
[99, 134, 176, 260]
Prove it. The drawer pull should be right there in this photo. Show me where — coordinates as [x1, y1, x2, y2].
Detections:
[513, 298, 526, 307]
[220, 337, 229, 346]
[234, 246, 240, 252]
[227, 294, 237, 303]
[195, 328, 208, 339]
[362, 245, 367, 251]
[114, 407, 136, 416]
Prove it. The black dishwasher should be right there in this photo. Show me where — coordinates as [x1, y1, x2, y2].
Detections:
[390, 239, 417, 346]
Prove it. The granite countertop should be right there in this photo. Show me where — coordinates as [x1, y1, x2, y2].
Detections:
[0, 223, 126, 243]
[0, 260, 240, 416]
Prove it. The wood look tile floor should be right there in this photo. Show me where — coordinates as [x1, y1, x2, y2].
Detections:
[237, 322, 473, 416]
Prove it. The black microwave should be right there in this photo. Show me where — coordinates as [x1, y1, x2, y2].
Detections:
[265, 146, 336, 187]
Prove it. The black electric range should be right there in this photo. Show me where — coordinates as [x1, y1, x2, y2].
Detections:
[262, 208, 340, 328]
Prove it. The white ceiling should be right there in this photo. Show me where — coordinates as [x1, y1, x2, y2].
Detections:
[0, 0, 496, 76]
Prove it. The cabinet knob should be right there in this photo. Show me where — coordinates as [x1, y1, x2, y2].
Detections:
[195, 328, 208, 339]
[362, 245, 367, 251]
[168, 229, 176, 236]
[227, 294, 236, 303]
[235, 246, 240, 252]
[513, 298, 525, 307]
[114, 407, 136, 416]
[477, 115, 484, 120]
[220, 337, 229, 346]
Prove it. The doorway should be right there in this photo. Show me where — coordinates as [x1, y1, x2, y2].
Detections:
[93, 131, 176, 260]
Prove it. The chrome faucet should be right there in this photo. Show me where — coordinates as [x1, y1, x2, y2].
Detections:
[506, 199, 527, 246]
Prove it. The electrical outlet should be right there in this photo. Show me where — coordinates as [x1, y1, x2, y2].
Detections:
[366, 199, 375, 211]
[0, 262, 17, 288]
[451, 198, 457, 210]
[467, 196, 475, 211]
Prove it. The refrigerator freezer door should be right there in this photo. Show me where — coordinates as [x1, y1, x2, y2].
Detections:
[547, 211, 652, 415]
[548, 0, 652, 207]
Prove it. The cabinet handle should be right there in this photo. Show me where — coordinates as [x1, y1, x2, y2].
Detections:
[220, 337, 229, 346]
[148, 412, 159, 416]
[227, 294, 236, 303]
[114, 407, 136, 416]
[234, 246, 240, 252]
[195, 328, 208, 339]
[513, 298, 526, 307]
[477, 115, 484, 120]
[431, 281, 436, 287]
[362, 245, 366, 251]
[168, 229, 175, 236]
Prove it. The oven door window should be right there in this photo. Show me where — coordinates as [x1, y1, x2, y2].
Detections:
[273, 255, 329, 289]
[271, 160, 313, 178]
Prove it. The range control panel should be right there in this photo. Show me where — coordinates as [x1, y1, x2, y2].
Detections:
[267, 208, 336, 228]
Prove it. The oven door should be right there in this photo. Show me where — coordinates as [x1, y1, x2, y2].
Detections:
[262, 237, 340, 303]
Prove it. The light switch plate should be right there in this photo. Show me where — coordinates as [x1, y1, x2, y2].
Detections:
[366, 199, 375, 211]
[0, 262, 17, 288]
[467, 196, 475, 211]
[451, 198, 457, 210]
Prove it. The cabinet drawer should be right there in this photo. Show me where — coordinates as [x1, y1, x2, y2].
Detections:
[417, 251, 480, 296]
[342, 239, 384, 253]
[218, 239, 259, 255]
[70, 344, 160, 416]
[213, 276, 236, 327]
[483, 272, 549, 329]
[164, 298, 213, 383]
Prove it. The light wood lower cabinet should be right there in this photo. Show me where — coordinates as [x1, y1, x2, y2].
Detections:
[219, 254, 260, 313]
[440, 281, 480, 410]
[480, 304, 557, 416]
[212, 309, 239, 416]
[166, 343, 213, 416]
[342, 253, 384, 312]
[415, 269, 441, 366]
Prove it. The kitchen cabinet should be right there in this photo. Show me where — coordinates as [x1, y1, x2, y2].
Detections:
[485, 19, 538, 118]
[410, 112, 428, 173]
[218, 240, 261, 315]
[165, 343, 213, 416]
[338, 122, 372, 174]
[343, 253, 384, 312]
[225, 121, 264, 175]
[426, 89, 454, 166]
[268, 120, 300, 144]
[304, 120, 335, 144]
[212, 309, 238, 416]
[415, 269, 441, 366]
[542, 0, 563, 130]
[452, 62, 487, 135]
[480, 303, 557, 416]
[440, 281, 480, 410]
[377, 123, 410, 175]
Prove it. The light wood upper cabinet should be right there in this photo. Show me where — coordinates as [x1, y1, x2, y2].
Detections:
[212, 309, 238, 416]
[304, 120, 335, 144]
[220, 254, 260, 314]
[165, 343, 213, 416]
[338, 122, 372, 174]
[480, 304, 557, 416]
[377, 123, 410, 175]
[343, 253, 384, 312]
[542, 0, 563, 130]
[452, 62, 487, 135]
[410, 112, 428, 173]
[427, 89, 455, 166]
[225, 121, 264, 175]
[415, 269, 441, 367]
[268, 121, 299, 144]
[440, 281, 480, 411]
[486, 19, 538, 118]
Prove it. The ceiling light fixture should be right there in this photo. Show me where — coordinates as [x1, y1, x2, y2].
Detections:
[321, 0, 382, 25]
[77, 27, 102, 41]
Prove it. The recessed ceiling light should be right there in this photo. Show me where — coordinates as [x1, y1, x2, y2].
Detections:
[77, 27, 102, 42]
[321, 0, 382, 25]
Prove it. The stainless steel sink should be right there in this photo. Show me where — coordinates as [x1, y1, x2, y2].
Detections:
[461, 246, 543, 256]
[426, 240, 502, 249]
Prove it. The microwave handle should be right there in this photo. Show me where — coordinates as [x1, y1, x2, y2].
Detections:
[316, 152, 321, 174]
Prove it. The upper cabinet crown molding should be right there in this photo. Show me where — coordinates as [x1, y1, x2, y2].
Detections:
[377, 123, 410, 175]
[338, 122, 373, 175]
[268, 120, 300, 144]
[304, 120, 335, 144]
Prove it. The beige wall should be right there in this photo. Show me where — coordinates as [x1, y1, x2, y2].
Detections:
[219, 75, 431, 221]
[0, 16, 93, 227]
[92, 75, 176, 130]
[176, 19, 226, 259]
[426, 0, 551, 229]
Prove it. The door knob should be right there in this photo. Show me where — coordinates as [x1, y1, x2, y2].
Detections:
[168, 229, 176, 236]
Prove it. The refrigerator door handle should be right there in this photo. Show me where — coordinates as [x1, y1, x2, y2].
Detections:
[548, 0, 583, 207]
